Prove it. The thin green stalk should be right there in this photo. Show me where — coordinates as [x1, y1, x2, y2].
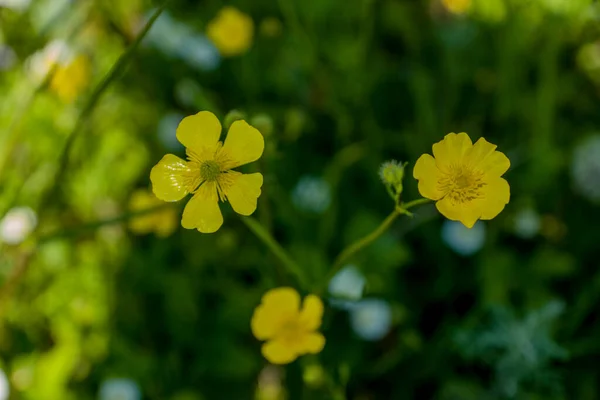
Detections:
[241, 216, 309, 289]
[319, 198, 431, 292]
[43, 1, 169, 210]
[0, 4, 170, 302]
[400, 198, 431, 210]
[38, 204, 172, 244]
[324, 209, 401, 289]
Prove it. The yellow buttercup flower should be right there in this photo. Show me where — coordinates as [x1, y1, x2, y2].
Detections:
[128, 189, 178, 237]
[442, 0, 472, 14]
[50, 55, 91, 103]
[150, 111, 264, 233]
[251, 287, 325, 365]
[207, 6, 254, 57]
[413, 132, 510, 228]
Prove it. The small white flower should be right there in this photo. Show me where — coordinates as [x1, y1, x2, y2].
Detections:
[145, 12, 220, 71]
[350, 299, 392, 341]
[0, 207, 37, 245]
[571, 134, 600, 203]
[178, 35, 220, 71]
[0, 0, 31, 12]
[157, 112, 185, 151]
[513, 208, 541, 239]
[0, 368, 9, 400]
[441, 220, 486, 256]
[291, 176, 331, 214]
[0, 45, 17, 70]
[328, 265, 365, 310]
[98, 378, 141, 400]
[25, 40, 72, 82]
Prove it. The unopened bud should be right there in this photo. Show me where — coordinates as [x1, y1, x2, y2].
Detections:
[224, 109, 246, 130]
[250, 113, 274, 137]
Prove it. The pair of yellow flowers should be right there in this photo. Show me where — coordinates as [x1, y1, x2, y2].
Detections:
[149, 110, 510, 364]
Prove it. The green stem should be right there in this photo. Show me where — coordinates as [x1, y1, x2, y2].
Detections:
[41, 1, 169, 211]
[240, 217, 308, 289]
[325, 209, 400, 288]
[320, 198, 431, 292]
[400, 198, 431, 210]
[38, 204, 172, 244]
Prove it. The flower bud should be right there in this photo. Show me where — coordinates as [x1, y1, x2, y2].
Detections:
[379, 160, 406, 195]
[250, 113, 274, 137]
[224, 109, 246, 130]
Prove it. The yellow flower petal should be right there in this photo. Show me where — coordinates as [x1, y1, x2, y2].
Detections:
[299, 295, 324, 331]
[181, 181, 223, 233]
[465, 137, 496, 166]
[207, 7, 254, 57]
[220, 120, 264, 169]
[251, 304, 277, 340]
[479, 150, 511, 177]
[262, 287, 301, 313]
[251, 287, 300, 340]
[261, 339, 298, 365]
[299, 332, 326, 354]
[155, 209, 179, 237]
[432, 132, 473, 170]
[150, 154, 192, 202]
[413, 154, 444, 200]
[436, 197, 480, 229]
[176, 111, 222, 158]
[223, 172, 263, 216]
[479, 177, 510, 220]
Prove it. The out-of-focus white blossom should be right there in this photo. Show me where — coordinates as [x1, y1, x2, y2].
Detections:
[0, 368, 9, 400]
[350, 299, 393, 341]
[328, 265, 366, 310]
[0, 45, 16, 70]
[291, 176, 331, 214]
[571, 134, 600, 203]
[0, 207, 37, 245]
[145, 12, 220, 71]
[25, 40, 72, 82]
[513, 208, 541, 239]
[98, 378, 141, 400]
[441, 220, 486, 256]
[0, 0, 31, 12]
[157, 112, 185, 151]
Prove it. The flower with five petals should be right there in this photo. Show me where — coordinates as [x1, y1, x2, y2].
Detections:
[251, 287, 326, 365]
[413, 132, 510, 228]
[150, 111, 264, 233]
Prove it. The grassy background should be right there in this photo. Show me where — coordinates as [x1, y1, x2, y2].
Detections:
[1, 0, 600, 398]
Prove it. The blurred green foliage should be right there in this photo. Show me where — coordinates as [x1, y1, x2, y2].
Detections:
[1, 0, 600, 399]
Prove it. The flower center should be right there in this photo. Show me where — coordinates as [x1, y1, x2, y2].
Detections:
[278, 319, 304, 344]
[438, 165, 486, 204]
[200, 160, 221, 181]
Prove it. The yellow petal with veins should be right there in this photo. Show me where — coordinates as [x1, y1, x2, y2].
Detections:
[223, 173, 263, 215]
[181, 181, 223, 233]
[432, 132, 472, 170]
[220, 120, 264, 169]
[176, 111, 222, 158]
[150, 154, 192, 202]
[436, 197, 480, 229]
[413, 154, 444, 200]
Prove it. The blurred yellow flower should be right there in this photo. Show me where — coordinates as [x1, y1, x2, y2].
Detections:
[150, 111, 264, 233]
[128, 189, 178, 237]
[50, 55, 91, 103]
[260, 17, 283, 38]
[413, 133, 510, 228]
[207, 6, 254, 57]
[251, 287, 325, 365]
[441, 0, 472, 14]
